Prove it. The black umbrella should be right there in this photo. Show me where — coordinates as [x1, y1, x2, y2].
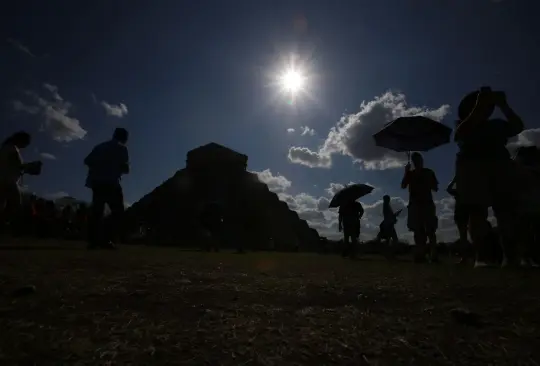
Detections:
[328, 184, 374, 208]
[373, 116, 452, 153]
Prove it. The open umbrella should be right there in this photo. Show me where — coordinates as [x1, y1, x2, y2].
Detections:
[328, 183, 374, 208]
[373, 116, 452, 153]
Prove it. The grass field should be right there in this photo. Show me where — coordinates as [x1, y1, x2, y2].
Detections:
[1, 241, 540, 365]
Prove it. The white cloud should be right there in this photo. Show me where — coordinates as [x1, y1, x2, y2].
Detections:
[508, 128, 540, 149]
[11, 100, 39, 114]
[300, 126, 316, 136]
[40, 152, 56, 160]
[13, 84, 87, 142]
[324, 181, 379, 198]
[288, 146, 331, 168]
[289, 91, 450, 169]
[101, 101, 128, 118]
[6, 38, 35, 57]
[253, 169, 291, 193]
[287, 128, 295, 133]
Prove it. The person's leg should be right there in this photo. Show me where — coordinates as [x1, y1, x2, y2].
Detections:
[342, 230, 351, 257]
[426, 206, 438, 262]
[349, 225, 359, 259]
[413, 229, 427, 262]
[3, 183, 21, 238]
[467, 206, 491, 267]
[88, 185, 106, 248]
[106, 183, 125, 246]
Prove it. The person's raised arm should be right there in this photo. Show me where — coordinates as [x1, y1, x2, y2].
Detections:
[495, 93, 524, 137]
[401, 163, 411, 189]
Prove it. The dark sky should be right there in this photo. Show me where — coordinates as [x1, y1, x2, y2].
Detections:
[2, 0, 539, 239]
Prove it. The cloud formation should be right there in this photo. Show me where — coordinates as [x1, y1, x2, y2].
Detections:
[288, 146, 331, 168]
[300, 126, 316, 136]
[289, 91, 450, 169]
[6, 38, 35, 57]
[253, 169, 292, 193]
[508, 128, 540, 149]
[287, 128, 295, 133]
[101, 101, 129, 118]
[40, 152, 56, 160]
[12, 83, 87, 142]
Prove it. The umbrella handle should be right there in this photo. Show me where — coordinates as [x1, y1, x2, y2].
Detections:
[406, 151, 411, 162]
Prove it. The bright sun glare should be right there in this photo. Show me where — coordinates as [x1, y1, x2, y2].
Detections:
[280, 69, 305, 94]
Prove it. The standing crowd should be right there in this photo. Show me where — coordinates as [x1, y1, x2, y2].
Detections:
[1, 88, 540, 267]
[337, 87, 540, 268]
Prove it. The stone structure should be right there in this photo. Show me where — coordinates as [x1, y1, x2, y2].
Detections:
[124, 142, 319, 250]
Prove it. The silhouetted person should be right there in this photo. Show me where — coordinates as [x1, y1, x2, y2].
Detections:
[401, 152, 438, 263]
[454, 87, 523, 267]
[200, 202, 223, 252]
[513, 146, 540, 266]
[61, 205, 75, 237]
[84, 128, 130, 249]
[75, 203, 88, 239]
[446, 175, 479, 264]
[377, 195, 400, 257]
[338, 200, 364, 258]
[0, 131, 39, 237]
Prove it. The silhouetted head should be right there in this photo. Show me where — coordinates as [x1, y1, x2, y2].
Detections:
[113, 128, 129, 144]
[411, 152, 423, 169]
[383, 195, 390, 203]
[457, 90, 495, 123]
[2, 131, 31, 149]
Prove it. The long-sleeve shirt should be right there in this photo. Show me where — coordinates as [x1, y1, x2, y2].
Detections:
[0, 143, 23, 185]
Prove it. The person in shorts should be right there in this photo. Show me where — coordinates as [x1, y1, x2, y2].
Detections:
[401, 152, 439, 263]
[454, 87, 524, 267]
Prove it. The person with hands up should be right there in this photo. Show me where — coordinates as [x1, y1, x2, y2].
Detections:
[454, 87, 524, 268]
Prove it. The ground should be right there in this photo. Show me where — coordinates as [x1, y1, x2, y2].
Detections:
[1, 241, 540, 365]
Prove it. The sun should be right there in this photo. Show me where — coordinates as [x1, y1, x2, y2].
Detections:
[279, 69, 305, 94]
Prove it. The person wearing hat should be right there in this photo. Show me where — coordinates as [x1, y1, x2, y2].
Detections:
[454, 87, 523, 267]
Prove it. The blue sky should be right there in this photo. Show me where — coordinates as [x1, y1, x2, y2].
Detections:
[2, 0, 539, 240]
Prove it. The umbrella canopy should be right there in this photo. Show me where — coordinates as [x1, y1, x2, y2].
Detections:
[373, 116, 452, 153]
[328, 184, 374, 208]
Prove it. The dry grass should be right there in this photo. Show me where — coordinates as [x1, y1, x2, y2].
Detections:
[1, 241, 540, 365]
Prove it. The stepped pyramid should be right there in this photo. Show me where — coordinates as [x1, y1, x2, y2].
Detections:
[125, 143, 319, 250]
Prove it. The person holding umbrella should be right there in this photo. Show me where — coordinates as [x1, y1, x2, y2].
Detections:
[338, 199, 364, 259]
[329, 183, 373, 259]
[401, 152, 439, 263]
[454, 87, 524, 267]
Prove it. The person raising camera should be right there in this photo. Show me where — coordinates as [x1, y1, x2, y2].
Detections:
[454, 87, 524, 268]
